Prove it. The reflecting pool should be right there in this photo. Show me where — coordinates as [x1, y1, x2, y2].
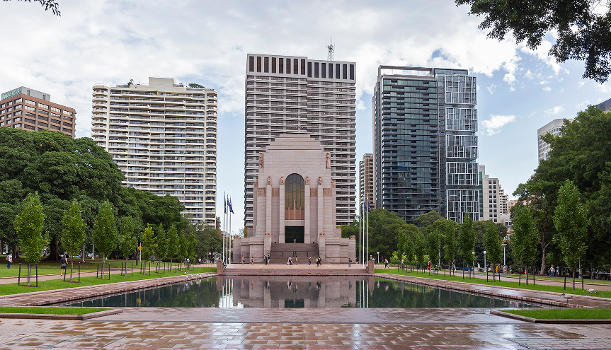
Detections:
[66, 276, 535, 308]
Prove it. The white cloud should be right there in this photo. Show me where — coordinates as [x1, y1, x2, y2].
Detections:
[524, 69, 534, 80]
[545, 105, 565, 116]
[520, 39, 564, 75]
[0, 0, 538, 138]
[482, 115, 516, 135]
[578, 81, 585, 87]
[542, 86, 552, 92]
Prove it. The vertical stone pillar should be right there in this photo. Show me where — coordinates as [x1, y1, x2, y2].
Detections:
[265, 177, 272, 239]
[264, 232, 271, 259]
[279, 177, 285, 244]
[318, 232, 326, 261]
[304, 178, 311, 243]
[317, 177, 323, 239]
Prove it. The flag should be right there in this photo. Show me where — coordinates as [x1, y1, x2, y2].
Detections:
[229, 197, 234, 214]
[224, 195, 227, 214]
[366, 199, 372, 213]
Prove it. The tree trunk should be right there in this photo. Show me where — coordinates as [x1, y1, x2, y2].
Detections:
[70, 260, 73, 282]
[49, 236, 60, 262]
[27, 263, 31, 286]
[572, 269, 576, 290]
[540, 244, 547, 275]
[101, 255, 106, 278]
[525, 267, 529, 286]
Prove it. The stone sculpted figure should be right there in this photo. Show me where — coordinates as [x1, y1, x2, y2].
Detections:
[267, 176, 272, 185]
[305, 176, 310, 185]
[325, 152, 331, 169]
[259, 152, 264, 168]
[280, 176, 285, 185]
[318, 176, 323, 185]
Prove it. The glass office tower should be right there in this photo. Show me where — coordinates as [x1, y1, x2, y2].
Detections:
[373, 66, 479, 224]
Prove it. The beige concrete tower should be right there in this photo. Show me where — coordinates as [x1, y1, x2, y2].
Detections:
[91, 77, 217, 225]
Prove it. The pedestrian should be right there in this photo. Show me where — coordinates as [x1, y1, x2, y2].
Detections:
[316, 257, 321, 267]
[60, 254, 67, 276]
[6, 253, 12, 269]
[348, 257, 352, 267]
[250, 257, 254, 264]
[550, 265, 555, 277]
[287, 256, 292, 265]
[400, 258, 404, 270]
[308, 256, 312, 265]
[384, 258, 389, 269]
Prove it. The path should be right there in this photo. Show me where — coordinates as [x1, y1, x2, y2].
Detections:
[1, 308, 609, 349]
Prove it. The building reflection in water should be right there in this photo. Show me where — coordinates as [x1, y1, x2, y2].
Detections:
[217, 276, 374, 308]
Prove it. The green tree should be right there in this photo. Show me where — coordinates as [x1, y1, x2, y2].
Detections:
[194, 223, 221, 260]
[458, 212, 476, 277]
[165, 224, 179, 263]
[60, 200, 86, 282]
[367, 209, 408, 260]
[92, 201, 118, 278]
[155, 224, 167, 261]
[553, 180, 588, 289]
[514, 107, 610, 273]
[483, 220, 502, 277]
[14, 192, 47, 285]
[0, 179, 24, 257]
[4, 0, 61, 15]
[426, 221, 442, 269]
[141, 224, 156, 262]
[455, 0, 611, 83]
[413, 229, 426, 270]
[511, 203, 539, 284]
[443, 220, 458, 272]
[118, 216, 137, 266]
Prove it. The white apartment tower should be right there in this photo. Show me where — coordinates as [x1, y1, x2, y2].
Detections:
[244, 54, 356, 230]
[478, 164, 508, 223]
[92, 77, 217, 226]
[537, 118, 566, 162]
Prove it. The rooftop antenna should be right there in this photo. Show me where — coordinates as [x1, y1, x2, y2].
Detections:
[327, 38, 335, 61]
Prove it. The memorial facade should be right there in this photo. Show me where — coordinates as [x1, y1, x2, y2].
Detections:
[233, 134, 356, 263]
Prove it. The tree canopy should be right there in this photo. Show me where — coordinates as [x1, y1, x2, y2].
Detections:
[456, 0, 611, 83]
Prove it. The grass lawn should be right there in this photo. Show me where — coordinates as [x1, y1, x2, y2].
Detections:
[0, 306, 110, 315]
[504, 308, 611, 320]
[0, 266, 216, 296]
[376, 268, 611, 298]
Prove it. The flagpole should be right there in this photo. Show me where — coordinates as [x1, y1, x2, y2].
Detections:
[366, 202, 369, 265]
[361, 201, 365, 266]
[358, 202, 362, 265]
[223, 193, 226, 265]
[229, 198, 232, 265]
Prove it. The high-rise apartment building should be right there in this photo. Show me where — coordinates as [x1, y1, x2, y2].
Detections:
[373, 66, 479, 224]
[359, 153, 375, 213]
[244, 54, 356, 229]
[91, 77, 217, 225]
[537, 118, 566, 162]
[0, 86, 76, 137]
[597, 98, 611, 112]
[478, 164, 508, 223]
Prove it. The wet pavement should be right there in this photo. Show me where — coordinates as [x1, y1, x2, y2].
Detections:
[0, 315, 609, 350]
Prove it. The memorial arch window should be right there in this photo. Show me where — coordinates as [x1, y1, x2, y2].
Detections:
[285, 173, 304, 220]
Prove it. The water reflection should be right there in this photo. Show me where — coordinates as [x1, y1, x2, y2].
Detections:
[66, 276, 534, 308]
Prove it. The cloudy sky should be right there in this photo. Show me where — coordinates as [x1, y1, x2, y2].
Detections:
[1, 0, 608, 231]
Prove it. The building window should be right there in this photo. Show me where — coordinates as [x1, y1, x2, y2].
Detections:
[321, 63, 326, 78]
[286, 58, 291, 74]
[264, 57, 269, 73]
[336, 64, 340, 79]
[314, 62, 319, 78]
[343, 64, 348, 79]
[285, 173, 304, 220]
[350, 64, 354, 80]
[329, 63, 334, 78]
[272, 57, 276, 73]
[279, 58, 284, 74]
[307, 62, 312, 77]
[256, 56, 261, 72]
[300, 59, 305, 75]
[293, 59, 298, 75]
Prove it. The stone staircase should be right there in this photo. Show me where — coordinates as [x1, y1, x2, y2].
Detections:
[269, 243, 319, 264]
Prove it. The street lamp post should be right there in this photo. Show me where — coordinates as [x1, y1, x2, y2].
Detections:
[483, 250, 487, 282]
[377, 252, 380, 264]
[471, 251, 475, 278]
[502, 243, 506, 267]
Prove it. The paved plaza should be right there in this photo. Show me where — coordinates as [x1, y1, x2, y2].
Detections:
[0, 308, 609, 350]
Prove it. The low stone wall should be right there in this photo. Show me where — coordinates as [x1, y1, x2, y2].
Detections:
[0, 273, 216, 307]
[377, 273, 611, 309]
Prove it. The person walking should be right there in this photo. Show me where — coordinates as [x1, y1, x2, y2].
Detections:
[316, 257, 321, 267]
[60, 254, 67, 276]
[308, 256, 312, 265]
[384, 258, 389, 269]
[348, 257, 352, 267]
[6, 253, 12, 269]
